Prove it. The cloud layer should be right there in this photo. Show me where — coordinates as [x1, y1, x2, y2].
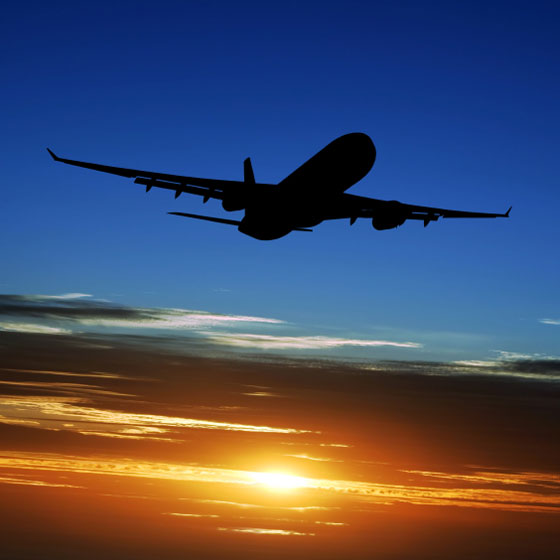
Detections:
[1, 328, 559, 560]
[0, 294, 422, 356]
[201, 332, 422, 350]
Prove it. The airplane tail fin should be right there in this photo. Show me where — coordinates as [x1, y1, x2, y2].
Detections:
[244, 158, 255, 184]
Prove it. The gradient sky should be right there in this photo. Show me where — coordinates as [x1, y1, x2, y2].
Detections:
[1, 0, 559, 362]
[1, 2, 560, 558]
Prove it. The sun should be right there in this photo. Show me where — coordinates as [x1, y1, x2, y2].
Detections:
[251, 471, 308, 491]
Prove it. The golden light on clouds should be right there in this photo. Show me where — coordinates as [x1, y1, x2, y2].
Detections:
[1, 451, 558, 514]
[164, 512, 220, 519]
[1, 330, 559, 558]
[0, 395, 313, 438]
[217, 527, 316, 536]
[249, 471, 309, 491]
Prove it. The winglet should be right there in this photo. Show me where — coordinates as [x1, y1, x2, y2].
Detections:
[505, 206, 512, 217]
[46, 148, 61, 161]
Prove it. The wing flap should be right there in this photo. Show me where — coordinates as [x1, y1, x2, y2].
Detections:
[334, 194, 511, 221]
[47, 148, 275, 201]
[133, 177, 227, 200]
[399, 202, 512, 219]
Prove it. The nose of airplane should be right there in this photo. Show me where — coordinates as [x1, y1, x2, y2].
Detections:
[337, 132, 376, 168]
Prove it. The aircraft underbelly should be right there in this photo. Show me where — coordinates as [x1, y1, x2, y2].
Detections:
[238, 218, 292, 240]
[239, 200, 323, 239]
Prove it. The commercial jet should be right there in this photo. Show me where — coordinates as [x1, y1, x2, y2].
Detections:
[48, 133, 510, 240]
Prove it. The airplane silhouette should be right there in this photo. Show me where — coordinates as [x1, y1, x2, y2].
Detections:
[48, 133, 510, 240]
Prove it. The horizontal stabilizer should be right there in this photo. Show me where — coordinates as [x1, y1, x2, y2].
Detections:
[168, 212, 242, 227]
[168, 212, 312, 233]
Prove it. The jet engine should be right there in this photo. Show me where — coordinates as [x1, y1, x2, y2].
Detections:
[222, 196, 246, 212]
[371, 200, 408, 230]
[371, 215, 406, 230]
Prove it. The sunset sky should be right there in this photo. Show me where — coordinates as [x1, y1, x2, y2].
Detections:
[1, 1, 559, 559]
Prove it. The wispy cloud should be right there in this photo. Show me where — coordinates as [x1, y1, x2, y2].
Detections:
[163, 512, 220, 519]
[0, 395, 314, 438]
[0, 367, 148, 381]
[1, 452, 558, 514]
[540, 318, 560, 326]
[400, 468, 560, 489]
[77, 308, 283, 329]
[0, 294, 425, 358]
[453, 360, 498, 367]
[0, 294, 283, 331]
[368, 356, 560, 382]
[284, 453, 342, 463]
[183, 498, 336, 512]
[495, 350, 542, 360]
[0, 322, 72, 335]
[0, 474, 84, 489]
[0, 381, 134, 398]
[217, 527, 315, 536]
[201, 332, 422, 350]
[37, 293, 93, 300]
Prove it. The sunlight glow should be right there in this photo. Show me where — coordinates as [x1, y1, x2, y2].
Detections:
[1, 452, 559, 514]
[250, 471, 309, 491]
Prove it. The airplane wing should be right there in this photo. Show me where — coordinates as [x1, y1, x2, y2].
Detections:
[46, 149, 275, 201]
[330, 193, 511, 227]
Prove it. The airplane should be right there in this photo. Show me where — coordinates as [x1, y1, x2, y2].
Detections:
[47, 133, 510, 240]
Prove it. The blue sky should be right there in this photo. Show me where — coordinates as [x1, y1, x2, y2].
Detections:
[1, 0, 559, 361]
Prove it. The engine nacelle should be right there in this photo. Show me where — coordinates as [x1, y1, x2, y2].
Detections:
[371, 215, 406, 230]
[222, 196, 246, 212]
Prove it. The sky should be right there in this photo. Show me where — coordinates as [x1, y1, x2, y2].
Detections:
[1, 1, 559, 558]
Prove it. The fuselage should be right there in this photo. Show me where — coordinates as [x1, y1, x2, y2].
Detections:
[238, 133, 376, 240]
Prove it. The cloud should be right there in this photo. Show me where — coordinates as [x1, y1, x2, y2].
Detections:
[381, 356, 560, 382]
[1, 304, 560, 557]
[0, 294, 423, 358]
[163, 512, 220, 519]
[540, 318, 560, 325]
[37, 293, 93, 300]
[0, 322, 72, 335]
[0, 474, 84, 489]
[1, 329, 560, 543]
[499, 359, 560, 379]
[494, 351, 537, 361]
[217, 527, 315, 536]
[453, 360, 498, 367]
[0, 294, 284, 331]
[284, 453, 342, 463]
[201, 332, 422, 350]
[0, 395, 314, 439]
[0, 381, 134, 398]
[184, 498, 336, 512]
[0, 368, 147, 381]
[77, 308, 283, 329]
[1, 451, 558, 514]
